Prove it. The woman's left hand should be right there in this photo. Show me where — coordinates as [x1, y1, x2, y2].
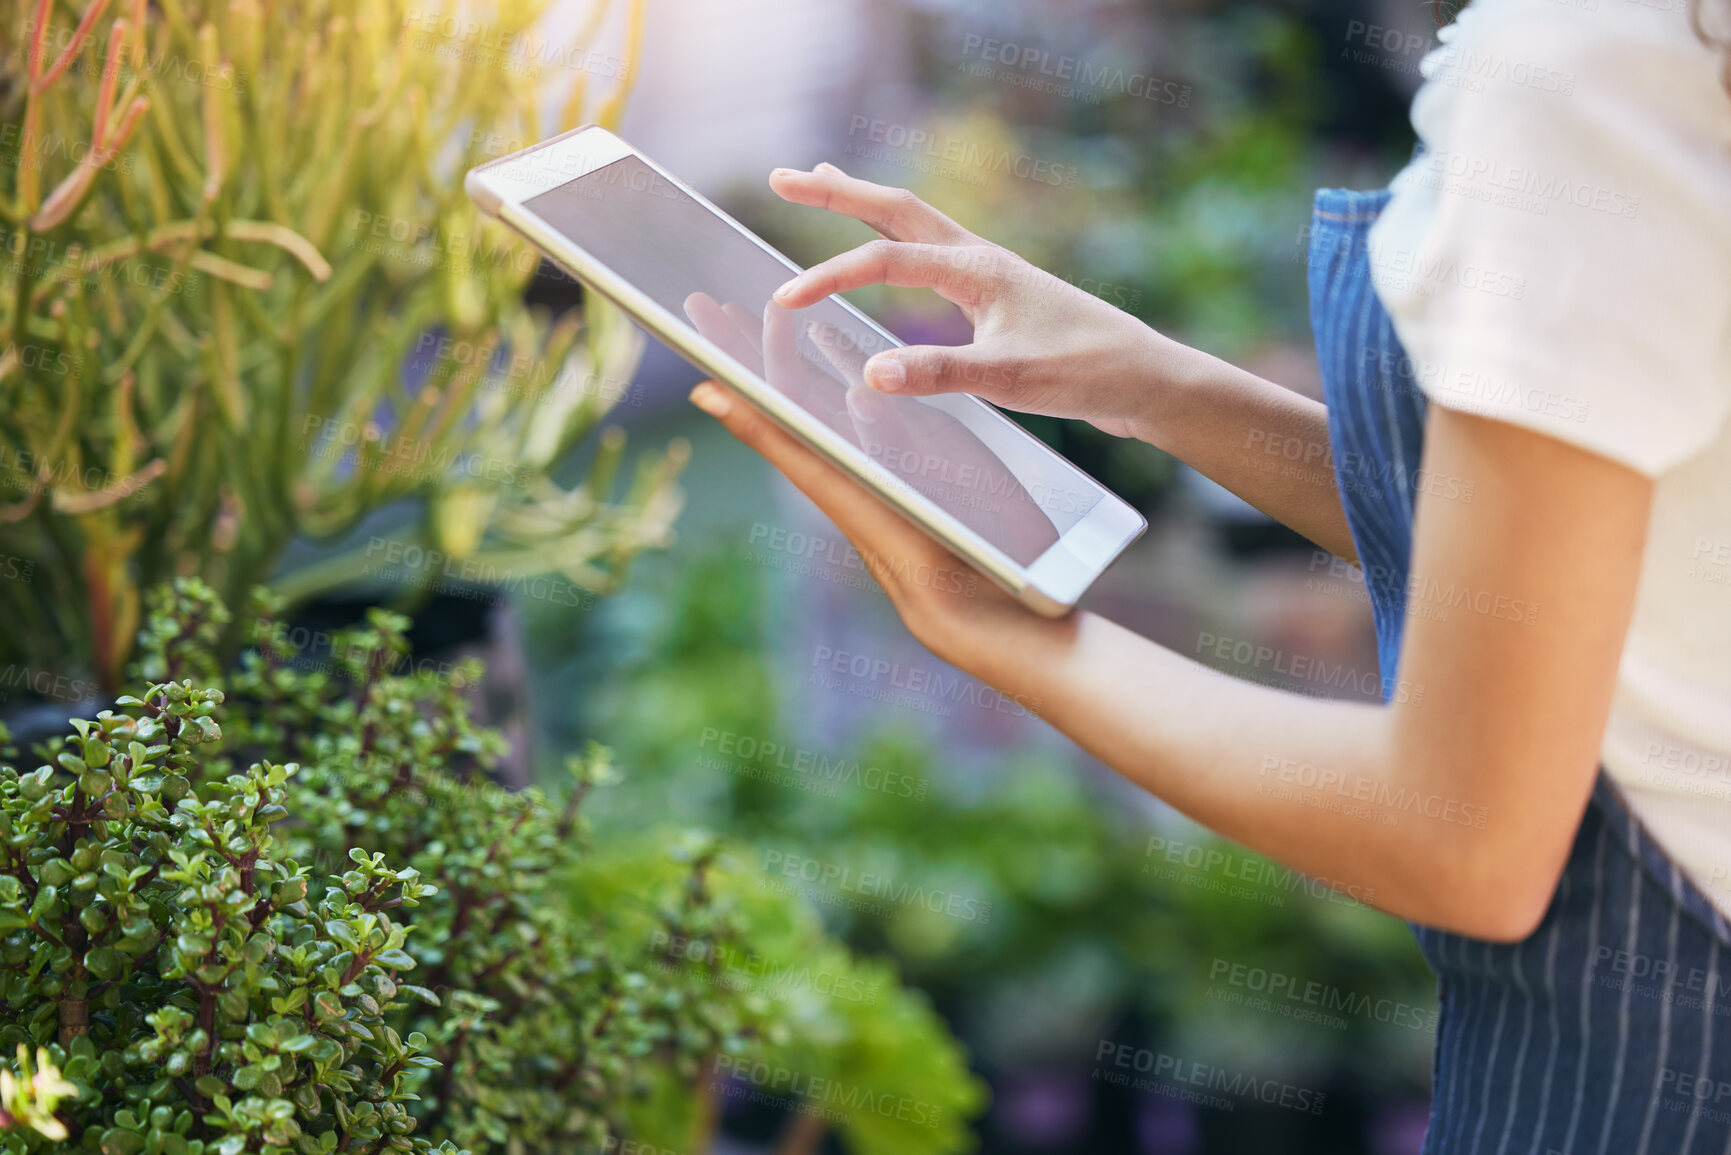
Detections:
[687, 378, 1049, 670]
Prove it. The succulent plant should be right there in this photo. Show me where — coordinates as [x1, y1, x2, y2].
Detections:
[0, 579, 985, 1154]
[0, 0, 679, 693]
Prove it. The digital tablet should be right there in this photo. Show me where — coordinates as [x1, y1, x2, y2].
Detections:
[465, 125, 1145, 615]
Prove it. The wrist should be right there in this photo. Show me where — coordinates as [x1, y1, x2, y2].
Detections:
[1119, 329, 1220, 450]
[911, 586, 1078, 696]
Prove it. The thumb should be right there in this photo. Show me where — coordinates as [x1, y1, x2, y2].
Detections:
[865, 346, 1011, 399]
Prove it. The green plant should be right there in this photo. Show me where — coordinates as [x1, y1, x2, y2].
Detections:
[568, 835, 986, 1155]
[0, 0, 680, 691]
[0, 579, 983, 1154]
[0, 635, 467, 1151]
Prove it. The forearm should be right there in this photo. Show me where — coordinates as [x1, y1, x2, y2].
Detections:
[1130, 339, 1356, 563]
[702, 300, 1628, 942]
[944, 608, 1524, 938]
[921, 408, 1644, 943]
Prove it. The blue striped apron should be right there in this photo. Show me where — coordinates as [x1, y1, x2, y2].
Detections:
[1308, 187, 1731, 1154]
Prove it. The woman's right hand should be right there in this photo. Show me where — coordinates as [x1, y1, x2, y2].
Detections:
[768, 163, 1192, 441]
[768, 161, 1359, 562]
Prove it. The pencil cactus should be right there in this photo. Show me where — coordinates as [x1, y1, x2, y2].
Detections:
[0, 0, 678, 693]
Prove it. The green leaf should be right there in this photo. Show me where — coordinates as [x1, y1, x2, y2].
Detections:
[39, 859, 75, 887]
[175, 933, 212, 958]
[27, 883, 58, 921]
[99, 1129, 145, 1155]
[84, 946, 122, 981]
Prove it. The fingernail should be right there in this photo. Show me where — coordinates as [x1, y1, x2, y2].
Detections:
[771, 167, 793, 178]
[865, 355, 905, 392]
[772, 279, 800, 303]
[816, 162, 843, 176]
[689, 383, 731, 417]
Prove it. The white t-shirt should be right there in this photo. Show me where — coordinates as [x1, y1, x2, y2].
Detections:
[1368, 0, 1731, 910]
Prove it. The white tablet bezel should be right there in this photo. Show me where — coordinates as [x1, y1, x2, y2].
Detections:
[465, 125, 1146, 615]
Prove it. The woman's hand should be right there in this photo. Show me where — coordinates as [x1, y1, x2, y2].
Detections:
[768, 164, 1180, 440]
[766, 164, 1359, 560]
[687, 378, 1060, 670]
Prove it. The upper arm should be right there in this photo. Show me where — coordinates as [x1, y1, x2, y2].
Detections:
[1391, 406, 1651, 937]
[1358, 0, 1728, 937]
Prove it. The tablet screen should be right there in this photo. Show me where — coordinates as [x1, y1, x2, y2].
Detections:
[524, 155, 1105, 566]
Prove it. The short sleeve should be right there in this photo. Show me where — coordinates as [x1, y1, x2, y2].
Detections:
[1367, 0, 1731, 476]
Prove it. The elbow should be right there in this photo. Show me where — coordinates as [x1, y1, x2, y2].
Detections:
[1389, 749, 1594, 943]
[1416, 838, 1569, 944]
[1454, 883, 1555, 944]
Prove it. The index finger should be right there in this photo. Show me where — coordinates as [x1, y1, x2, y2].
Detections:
[772, 239, 1000, 312]
[769, 163, 977, 247]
